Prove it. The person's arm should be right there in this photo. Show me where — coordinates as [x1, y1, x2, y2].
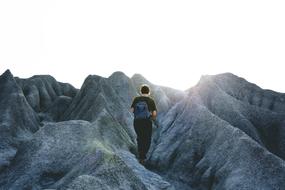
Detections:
[151, 110, 157, 120]
[130, 107, 134, 113]
[150, 98, 157, 120]
[130, 97, 136, 113]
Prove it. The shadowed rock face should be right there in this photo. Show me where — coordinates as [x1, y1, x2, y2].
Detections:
[0, 69, 284, 190]
[15, 74, 78, 121]
[0, 70, 40, 172]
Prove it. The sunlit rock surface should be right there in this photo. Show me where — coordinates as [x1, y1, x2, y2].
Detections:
[0, 69, 284, 190]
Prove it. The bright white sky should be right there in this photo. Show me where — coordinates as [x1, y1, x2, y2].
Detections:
[0, 1, 285, 92]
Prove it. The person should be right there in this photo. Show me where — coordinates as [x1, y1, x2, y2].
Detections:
[130, 84, 157, 165]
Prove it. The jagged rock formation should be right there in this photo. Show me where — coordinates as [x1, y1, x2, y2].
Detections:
[148, 73, 285, 189]
[0, 70, 40, 172]
[15, 74, 78, 121]
[0, 69, 284, 190]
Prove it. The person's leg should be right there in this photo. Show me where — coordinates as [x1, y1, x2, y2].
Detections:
[134, 119, 144, 159]
[140, 119, 152, 160]
[144, 119, 153, 158]
[144, 120, 152, 158]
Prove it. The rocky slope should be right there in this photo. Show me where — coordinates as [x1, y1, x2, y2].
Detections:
[0, 69, 284, 190]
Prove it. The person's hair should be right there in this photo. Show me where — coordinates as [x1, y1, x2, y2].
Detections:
[140, 84, 150, 94]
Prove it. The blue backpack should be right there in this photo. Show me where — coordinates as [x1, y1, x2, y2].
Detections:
[134, 101, 151, 119]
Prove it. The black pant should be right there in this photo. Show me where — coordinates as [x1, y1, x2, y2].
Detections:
[134, 118, 152, 159]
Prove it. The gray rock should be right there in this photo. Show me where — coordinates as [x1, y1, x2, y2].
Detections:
[15, 75, 77, 113]
[0, 70, 40, 172]
[148, 74, 285, 190]
[196, 74, 285, 159]
[0, 114, 171, 190]
[66, 150, 174, 190]
[43, 96, 73, 121]
[59, 74, 137, 145]
[1, 70, 285, 190]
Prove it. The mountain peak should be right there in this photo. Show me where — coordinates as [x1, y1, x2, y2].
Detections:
[0, 69, 14, 80]
[108, 71, 130, 83]
[109, 71, 128, 78]
[199, 72, 239, 81]
[82, 74, 104, 85]
[131, 73, 150, 85]
[131, 73, 145, 79]
[0, 69, 21, 95]
[197, 72, 248, 88]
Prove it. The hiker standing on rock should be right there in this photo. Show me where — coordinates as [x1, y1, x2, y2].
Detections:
[130, 84, 157, 165]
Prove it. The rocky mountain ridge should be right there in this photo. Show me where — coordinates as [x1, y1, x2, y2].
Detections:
[0, 69, 284, 190]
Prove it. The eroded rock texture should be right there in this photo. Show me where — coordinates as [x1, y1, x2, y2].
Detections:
[0, 69, 284, 190]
